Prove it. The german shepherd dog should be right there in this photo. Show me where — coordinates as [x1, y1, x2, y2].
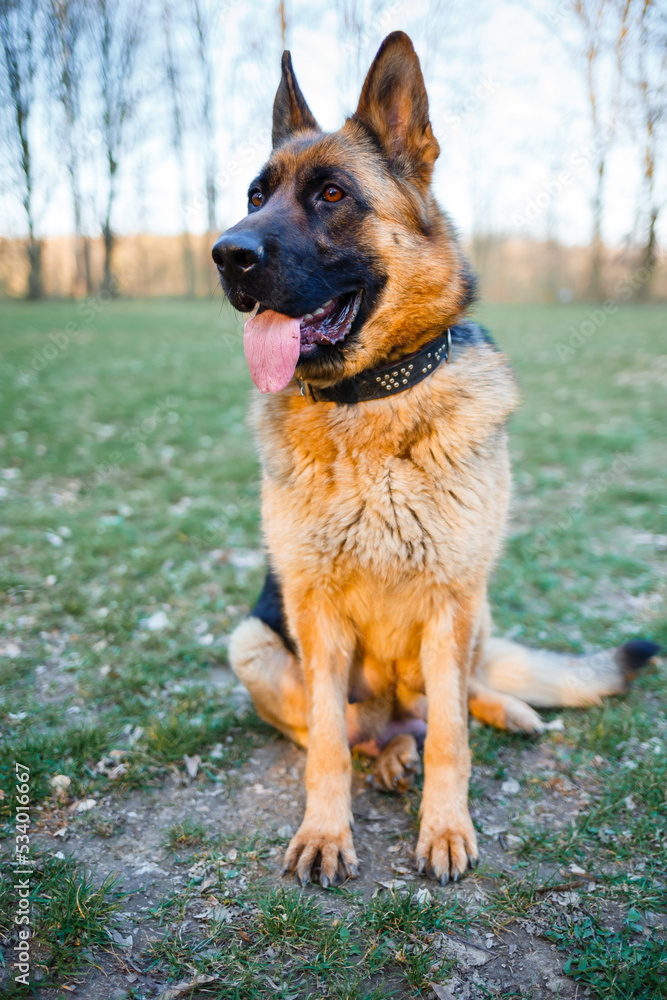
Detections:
[212, 32, 659, 887]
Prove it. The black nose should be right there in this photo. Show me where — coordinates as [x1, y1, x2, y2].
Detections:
[212, 231, 264, 274]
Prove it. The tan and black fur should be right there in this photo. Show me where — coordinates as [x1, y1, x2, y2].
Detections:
[213, 32, 659, 887]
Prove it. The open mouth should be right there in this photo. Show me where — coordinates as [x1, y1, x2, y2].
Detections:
[297, 291, 363, 355]
[241, 289, 364, 394]
[246, 290, 363, 356]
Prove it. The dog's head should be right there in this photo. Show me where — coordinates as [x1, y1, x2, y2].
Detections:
[213, 31, 475, 392]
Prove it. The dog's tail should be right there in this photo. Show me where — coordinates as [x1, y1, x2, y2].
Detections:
[477, 636, 661, 709]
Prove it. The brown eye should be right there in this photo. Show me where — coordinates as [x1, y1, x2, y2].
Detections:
[322, 185, 343, 203]
[250, 191, 263, 208]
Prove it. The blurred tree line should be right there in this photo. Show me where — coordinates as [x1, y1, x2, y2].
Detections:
[0, 0, 665, 302]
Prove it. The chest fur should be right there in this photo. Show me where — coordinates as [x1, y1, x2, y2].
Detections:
[252, 348, 517, 587]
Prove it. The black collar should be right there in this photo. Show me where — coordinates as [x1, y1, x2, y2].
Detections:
[297, 327, 453, 404]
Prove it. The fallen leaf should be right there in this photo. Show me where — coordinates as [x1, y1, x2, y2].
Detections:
[133, 861, 167, 877]
[415, 886, 432, 905]
[110, 929, 133, 949]
[183, 754, 201, 779]
[75, 798, 97, 813]
[160, 974, 216, 999]
[480, 822, 508, 838]
[49, 774, 71, 801]
[140, 610, 169, 631]
[429, 984, 456, 1000]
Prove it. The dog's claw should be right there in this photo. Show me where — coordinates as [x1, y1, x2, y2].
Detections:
[417, 857, 426, 875]
[452, 870, 460, 883]
[440, 871, 449, 886]
[320, 873, 330, 889]
[468, 853, 478, 870]
[348, 863, 359, 878]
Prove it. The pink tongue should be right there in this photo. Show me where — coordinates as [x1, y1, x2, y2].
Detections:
[243, 309, 302, 393]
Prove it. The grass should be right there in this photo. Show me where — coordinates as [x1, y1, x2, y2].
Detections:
[148, 876, 465, 998]
[0, 850, 125, 992]
[0, 297, 665, 997]
[548, 911, 667, 999]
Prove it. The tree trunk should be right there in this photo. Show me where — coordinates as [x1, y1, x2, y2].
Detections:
[83, 234, 94, 294]
[589, 157, 605, 301]
[101, 221, 114, 295]
[69, 157, 86, 296]
[635, 207, 658, 302]
[26, 233, 42, 300]
[101, 155, 118, 296]
[181, 231, 196, 297]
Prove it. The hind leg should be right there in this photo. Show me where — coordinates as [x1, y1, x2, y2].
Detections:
[468, 677, 546, 734]
[229, 616, 310, 745]
[466, 598, 546, 735]
[370, 730, 423, 792]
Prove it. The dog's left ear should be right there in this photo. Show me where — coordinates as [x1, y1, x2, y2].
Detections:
[353, 31, 439, 191]
[273, 51, 321, 148]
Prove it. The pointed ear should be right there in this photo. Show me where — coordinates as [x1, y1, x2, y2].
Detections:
[272, 51, 320, 148]
[353, 31, 439, 191]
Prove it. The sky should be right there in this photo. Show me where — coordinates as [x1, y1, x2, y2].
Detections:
[0, 0, 663, 248]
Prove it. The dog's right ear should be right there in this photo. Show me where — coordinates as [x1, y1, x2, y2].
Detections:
[272, 51, 320, 149]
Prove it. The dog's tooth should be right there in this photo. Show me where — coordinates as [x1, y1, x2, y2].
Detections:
[303, 312, 314, 321]
[313, 307, 325, 316]
[322, 299, 333, 308]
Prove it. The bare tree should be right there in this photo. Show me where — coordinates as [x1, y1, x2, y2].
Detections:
[189, 0, 218, 234]
[163, 0, 195, 296]
[0, 0, 43, 299]
[570, 0, 632, 300]
[46, 0, 93, 295]
[631, 1, 666, 299]
[278, 0, 288, 48]
[89, 0, 145, 295]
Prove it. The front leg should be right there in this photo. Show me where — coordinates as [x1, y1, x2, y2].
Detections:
[281, 593, 358, 887]
[417, 596, 480, 884]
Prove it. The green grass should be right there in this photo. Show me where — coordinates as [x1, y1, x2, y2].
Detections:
[0, 298, 666, 997]
[549, 910, 667, 999]
[147, 878, 465, 998]
[0, 850, 125, 993]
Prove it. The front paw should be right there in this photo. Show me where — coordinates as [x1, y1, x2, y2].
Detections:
[416, 810, 478, 885]
[282, 821, 358, 888]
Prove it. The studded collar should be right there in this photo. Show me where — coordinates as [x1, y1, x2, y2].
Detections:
[297, 327, 453, 405]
